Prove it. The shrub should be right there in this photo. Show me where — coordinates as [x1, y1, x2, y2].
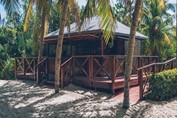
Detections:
[145, 69, 177, 101]
[0, 58, 15, 79]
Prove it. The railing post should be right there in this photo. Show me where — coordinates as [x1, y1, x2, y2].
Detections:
[138, 69, 143, 99]
[71, 57, 74, 83]
[36, 58, 39, 84]
[61, 67, 64, 88]
[153, 64, 157, 73]
[137, 57, 142, 68]
[33, 58, 36, 80]
[111, 56, 115, 94]
[23, 58, 25, 76]
[89, 56, 93, 87]
[14, 58, 17, 79]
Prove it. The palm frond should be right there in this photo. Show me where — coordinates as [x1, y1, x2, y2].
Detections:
[161, 32, 170, 46]
[97, 0, 116, 44]
[1, 0, 19, 15]
[23, 0, 35, 32]
[70, 0, 80, 31]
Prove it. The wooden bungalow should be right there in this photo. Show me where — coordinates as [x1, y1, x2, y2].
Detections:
[15, 16, 158, 94]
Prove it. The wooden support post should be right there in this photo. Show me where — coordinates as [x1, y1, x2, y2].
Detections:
[137, 57, 142, 68]
[89, 56, 93, 87]
[71, 57, 74, 83]
[61, 68, 64, 88]
[153, 64, 157, 73]
[36, 63, 39, 84]
[138, 69, 143, 99]
[111, 56, 115, 94]
[100, 37, 104, 55]
[23, 58, 25, 76]
[45, 58, 48, 74]
[47, 44, 49, 57]
[71, 42, 75, 56]
[147, 57, 150, 72]
[33, 58, 36, 80]
[14, 58, 17, 79]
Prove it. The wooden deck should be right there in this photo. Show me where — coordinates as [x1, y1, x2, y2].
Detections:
[14, 55, 158, 94]
[14, 56, 177, 99]
[73, 74, 146, 92]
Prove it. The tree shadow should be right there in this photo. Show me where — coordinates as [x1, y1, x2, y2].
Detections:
[0, 80, 177, 118]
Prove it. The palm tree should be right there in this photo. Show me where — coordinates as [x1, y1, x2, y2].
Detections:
[54, 0, 116, 93]
[23, 0, 51, 83]
[123, 0, 143, 108]
[113, 0, 133, 26]
[140, 0, 175, 60]
[55, 0, 69, 93]
[176, 0, 177, 66]
[54, 0, 81, 93]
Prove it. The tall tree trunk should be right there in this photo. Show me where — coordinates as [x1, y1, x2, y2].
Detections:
[37, 7, 46, 84]
[176, 0, 177, 67]
[123, 0, 143, 108]
[55, 0, 69, 93]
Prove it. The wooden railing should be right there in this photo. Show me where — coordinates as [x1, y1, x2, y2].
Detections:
[36, 57, 48, 82]
[137, 57, 176, 99]
[71, 55, 158, 93]
[72, 55, 158, 77]
[15, 55, 159, 90]
[61, 56, 73, 88]
[15, 57, 38, 79]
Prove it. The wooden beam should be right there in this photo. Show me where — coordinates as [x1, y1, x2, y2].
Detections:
[89, 56, 93, 87]
[44, 33, 99, 44]
[111, 56, 115, 94]
[138, 69, 143, 99]
[14, 58, 17, 79]
[100, 37, 104, 55]
[47, 43, 49, 57]
[23, 58, 25, 76]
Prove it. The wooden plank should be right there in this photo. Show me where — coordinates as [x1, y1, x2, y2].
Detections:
[100, 37, 104, 55]
[33, 58, 36, 80]
[89, 57, 93, 87]
[23, 58, 25, 76]
[111, 56, 115, 94]
[61, 68, 64, 88]
[14, 58, 17, 79]
[138, 69, 143, 100]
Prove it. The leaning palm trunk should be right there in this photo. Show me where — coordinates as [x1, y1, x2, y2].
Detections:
[37, 7, 47, 84]
[176, 0, 177, 68]
[123, 0, 143, 108]
[55, 0, 69, 93]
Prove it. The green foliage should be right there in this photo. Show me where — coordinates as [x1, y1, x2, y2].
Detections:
[140, 0, 175, 60]
[0, 4, 37, 79]
[0, 58, 14, 79]
[113, 1, 133, 26]
[146, 69, 177, 101]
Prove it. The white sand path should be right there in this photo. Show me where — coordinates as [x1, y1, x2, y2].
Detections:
[0, 80, 177, 118]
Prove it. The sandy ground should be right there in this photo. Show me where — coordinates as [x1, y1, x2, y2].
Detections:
[0, 80, 177, 118]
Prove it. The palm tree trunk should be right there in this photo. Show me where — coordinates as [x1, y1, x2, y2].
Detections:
[123, 0, 143, 108]
[176, 0, 177, 67]
[37, 7, 46, 84]
[55, 0, 69, 93]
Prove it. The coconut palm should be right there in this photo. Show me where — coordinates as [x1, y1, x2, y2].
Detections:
[176, 0, 177, 66]
[54, 0, 85, 93]
[23, 0, 51, 83]
[140, 0, 175, 60]
[123, 0, 143, 108]
[113, 0, 133, 26]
